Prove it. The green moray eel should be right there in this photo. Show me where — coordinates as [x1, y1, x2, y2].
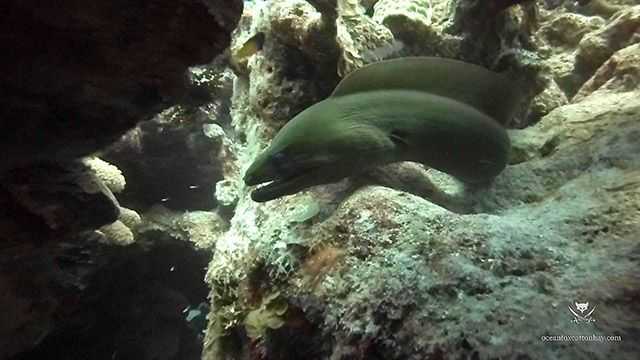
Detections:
[244, 57, 522, 202]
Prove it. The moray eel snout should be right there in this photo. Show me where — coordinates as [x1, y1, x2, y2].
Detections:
[243, 152, 321, 202]
[244, 136, 381, 202]
[243, 142, 344, 202]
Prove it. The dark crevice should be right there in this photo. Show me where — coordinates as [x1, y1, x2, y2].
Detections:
[12, 237, 211, 360]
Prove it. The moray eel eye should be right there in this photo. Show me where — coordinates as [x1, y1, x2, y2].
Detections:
[271, 151, 295, 177]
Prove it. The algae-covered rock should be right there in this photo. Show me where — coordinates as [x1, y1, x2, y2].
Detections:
[372, 0, 461, 58]
[139, 205, 226, 250]
[231, 0, 339, 131]
[574, 42, 640, 100]
[337, 0, 396, 74]
[373, 0, 441, 27]
[98, 220, 135, 246]
[82, 157, 126, 194]
[575, 5, 640, 79]
[200, 1, 640, 359]
[537, 12, 606, 49]
[244, 292, 289, 340]
[530, 2, 637, 114]
[205, 73, 640, 360]
[526, 75, 569, 123]
[215, 179, 241, 208]
[118, 206, 142, 229]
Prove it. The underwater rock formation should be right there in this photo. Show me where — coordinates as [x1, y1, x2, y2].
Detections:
[574, 42, 640, 100]
[336, 0, 396, 75]
[201, 0, 640, 359]
[536, 3, 640, 97]
[2, 0, 638, 359]
[0, 0, 242, 358]
[103, 84, 236, 211]
[9, 237, 212, 360]
[0, 0, 241, 171]
[139, 205, 226, 251]
[1, 161, 121, 239]
[100, 59, 238, 212]
[575, 5, 640, 87]
[533, 10, 605, 95]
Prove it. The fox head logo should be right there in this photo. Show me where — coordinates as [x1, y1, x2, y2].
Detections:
[575, 302, 589, 313]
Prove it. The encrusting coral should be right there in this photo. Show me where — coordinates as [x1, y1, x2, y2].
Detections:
[199, 1, 640, 359]
[82, 157, 126, 194]
[336, 0, 396, 75]
[138, 205, 226, 250]
[80, 156, 142, 246]
[97, 220, 135, 246]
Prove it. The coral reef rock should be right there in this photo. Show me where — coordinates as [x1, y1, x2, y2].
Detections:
[9, 237, 212, 360]
[1, 162, 121, 239]
[0, 0, 242, 358]
[101, 61, 237, 212]
[0, 0, 242, 171]
[201, 1, 640, 359]
[537, 3, 640, 97]
[574, 40, 640, 101]
[575, 5, 640, 86]
[337, 0, 396, 74]
[139, 205, 226, 250]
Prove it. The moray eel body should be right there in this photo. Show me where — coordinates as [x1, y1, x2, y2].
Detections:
[244, 57, 521, 202]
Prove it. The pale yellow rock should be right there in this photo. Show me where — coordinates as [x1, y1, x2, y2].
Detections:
[98, 220, 135, 246]
[140, 205, 225, 250]
[575, 5, 640, 77]
[528, 76, 569, 121]
[118, 206, 142, 229]
[537, 12, 605, 50]
[336, 0, 395, 75]
[574, 42, 640, 101]
[82, 157, 126, 194]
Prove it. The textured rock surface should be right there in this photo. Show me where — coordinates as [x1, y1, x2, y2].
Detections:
[0, 0, 242, 358]
[200, 1, 640, 359]
[2, 0, 639, 359]
[101, 60, 237, 212]
[337, 0, 396, 75]
[0, 0, 242, 171]
[1, 162, 121, 238]
[526, 75, 569, 123]
[9, 238, 212, 360]
[575, 5, 640, 83]
[371, 0, 458, 57]
[574, 39, 640, 100]
[82, 157, 127, 194]
[536, 3, 640, 97]
[231, 0, 339, 130]
[139, 205, 226, 250]
[98, 220, 135, 246]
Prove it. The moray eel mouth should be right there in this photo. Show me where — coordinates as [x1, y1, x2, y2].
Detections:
[246, 167, 323, 202]
[244, 150, 336, 202]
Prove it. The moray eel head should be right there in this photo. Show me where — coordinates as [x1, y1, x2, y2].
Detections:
[243, 149, 334, 203]
[244, 100, 395, 202]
